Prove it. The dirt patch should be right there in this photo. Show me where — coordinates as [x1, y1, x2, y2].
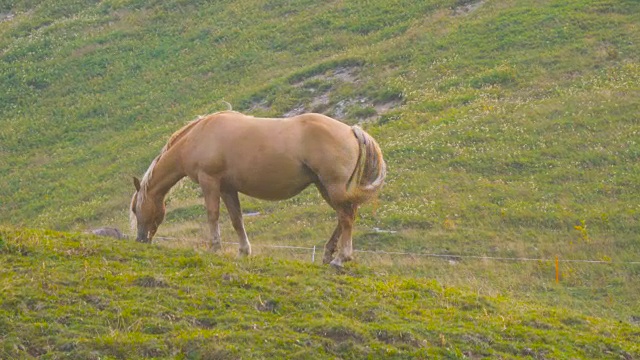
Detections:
[248, 61, 401, 122]
[452, 0, 485, 16]
[302, 66, 359, 85]
[374, 330, 422, 347]
[333, 97, 369, 119]
[255, 297, 278, 313]
[287, 91, 400, 123]
[0, 12, 15, 23]
[290, 63, 361, 87]
[247, 98, 271, 113]
[133, 275, 169, 288]
[309, 92, 330, 111]
[283, 104, 306, 118]
[315, 325, 364, 343]
[375, 101, 399, 114]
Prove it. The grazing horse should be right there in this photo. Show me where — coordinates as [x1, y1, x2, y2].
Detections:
[130, 111, 386, 267]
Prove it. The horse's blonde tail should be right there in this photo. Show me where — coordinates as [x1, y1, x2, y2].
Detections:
[346, 126, 387, 204]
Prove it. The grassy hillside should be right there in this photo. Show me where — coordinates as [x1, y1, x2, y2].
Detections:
[1, 227, 638, 359]
[2, 0, 640, 338]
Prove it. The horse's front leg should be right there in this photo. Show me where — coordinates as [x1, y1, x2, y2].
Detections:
[200, 175, 222, 251]
[222, 190, 251, 256]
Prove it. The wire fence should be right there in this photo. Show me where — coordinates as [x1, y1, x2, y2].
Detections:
[146, 235, 640, 266]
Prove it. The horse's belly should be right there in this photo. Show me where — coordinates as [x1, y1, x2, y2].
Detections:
[226, 163, 314, 201]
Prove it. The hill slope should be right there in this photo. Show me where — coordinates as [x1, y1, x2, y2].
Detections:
[1, 0, 640, 329]
[1, 227, 638, 358]
[2, 0, 638, 234]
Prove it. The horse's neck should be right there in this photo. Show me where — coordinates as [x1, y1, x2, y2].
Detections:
[147, 150, 185, 199]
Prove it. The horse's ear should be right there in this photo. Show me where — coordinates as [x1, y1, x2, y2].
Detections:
[133, 177, 141, 191]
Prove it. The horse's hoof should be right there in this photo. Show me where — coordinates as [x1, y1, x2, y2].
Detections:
[238, 247, 251, 257]
[329, 258, 344, 269]
[210, 243, 222, 252]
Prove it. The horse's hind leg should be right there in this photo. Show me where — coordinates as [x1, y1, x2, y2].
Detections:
[323, 223, 341, 264]
[316, 181, 359, 266]
[315, 183, 342, 264]
[221, 190, 251, 256]
[330, 203, 358, 268]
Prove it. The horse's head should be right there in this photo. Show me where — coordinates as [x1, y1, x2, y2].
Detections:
[130, 177, 165, 243]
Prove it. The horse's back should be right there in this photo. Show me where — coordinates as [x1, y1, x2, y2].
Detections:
[180, 112, 359, 200]
[193, 111, 355, 158]
[180, 113, 345, 198]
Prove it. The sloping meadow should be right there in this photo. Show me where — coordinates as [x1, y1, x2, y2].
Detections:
[1, 227, 638, 358]
[1, 0, 640, 348]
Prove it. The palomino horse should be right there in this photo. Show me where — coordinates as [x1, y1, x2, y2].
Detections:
[130, 111, 386, 267]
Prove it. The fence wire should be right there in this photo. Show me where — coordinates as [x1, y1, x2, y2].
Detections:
[145, 235, 640, 265]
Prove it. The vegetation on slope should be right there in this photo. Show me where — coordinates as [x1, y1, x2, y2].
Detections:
[1, 0, 640, 336]
[1, 227, 639, 359]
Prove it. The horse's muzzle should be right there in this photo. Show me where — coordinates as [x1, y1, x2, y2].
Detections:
[136, 228, 149, 243]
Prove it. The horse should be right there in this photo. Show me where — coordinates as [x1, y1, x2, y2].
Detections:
[130, 111, 386, 267]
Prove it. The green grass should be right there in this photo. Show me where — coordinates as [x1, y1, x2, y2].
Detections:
[1, 227, 638, 359]
[2, 0, 640, 354]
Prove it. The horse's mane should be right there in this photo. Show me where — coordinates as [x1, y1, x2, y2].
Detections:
[138, 117, 202, 193]
[131, 110, 237, 232]
[139, 110, 239, 190]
